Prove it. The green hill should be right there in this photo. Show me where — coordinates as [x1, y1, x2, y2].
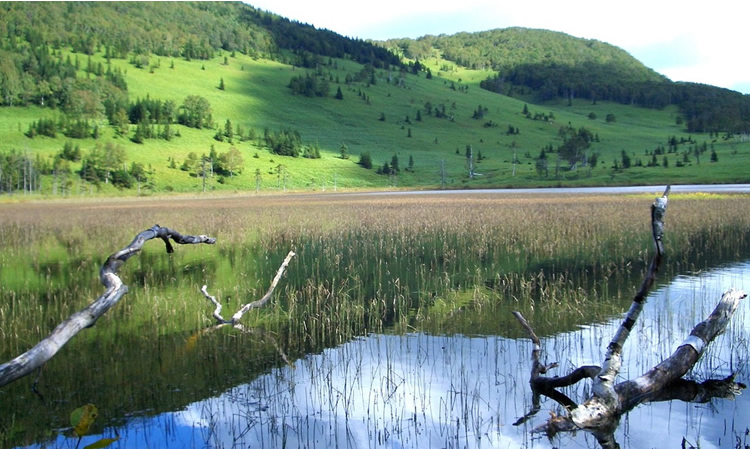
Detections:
[1, 1, 749, 197]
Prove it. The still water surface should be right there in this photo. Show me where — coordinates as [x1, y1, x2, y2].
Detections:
[34, 261, 750, 449]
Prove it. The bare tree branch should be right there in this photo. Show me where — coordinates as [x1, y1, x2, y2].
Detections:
[517, 187, 746, 446]
[200, 250, 296, 325]
[198, 250, 296, 366]
[512, 311, 598, 426]
[588, 185, 670, 412]
[0, 225, 216, 389]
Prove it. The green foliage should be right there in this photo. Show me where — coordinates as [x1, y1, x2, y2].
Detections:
[358, 151, 373, 169]
[178, 95, 213, 129]
[264, 128, 302, 157]
[71, 404, 98, 438]
[1, 2, 750, 196]
[215, 147, 244, 177]
[288, 73, 330, 97]
[60, 141, 82, 162]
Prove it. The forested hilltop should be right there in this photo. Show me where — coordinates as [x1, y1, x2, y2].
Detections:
[1, 1, 749, 197]
[387, 29, 750, 133]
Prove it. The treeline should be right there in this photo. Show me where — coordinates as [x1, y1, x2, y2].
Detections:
[0, 141, 149, 195]
[481, 68, 750, 133]
[0, 2, 271, 60]
[252, 8, 401, 69]
[386, 27, 750, 134]
[0, 2, 400, 75]
[384, 27, 660, 78]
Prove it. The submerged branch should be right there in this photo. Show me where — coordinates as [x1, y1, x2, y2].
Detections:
[199, 251, 296, 365]
[0, 225, 216, 389]
[201, 250, 296, 326]
[512, 311, 598, 426]
[521, 187, 746, 448]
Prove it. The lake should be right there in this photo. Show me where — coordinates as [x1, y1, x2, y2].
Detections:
[1, 189, 749, 448]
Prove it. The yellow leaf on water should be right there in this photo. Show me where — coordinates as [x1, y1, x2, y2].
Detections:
[84, 435, 120, 449]
[70, 404, 98, 437]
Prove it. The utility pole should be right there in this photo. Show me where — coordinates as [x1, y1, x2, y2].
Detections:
[440, 160, 446, 189]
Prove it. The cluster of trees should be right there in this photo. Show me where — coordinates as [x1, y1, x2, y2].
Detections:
[288, 73, 330, 97]
[263, 128, 303, 157]
[0, 140, 152, 195]
[480, 64, 750, 133]
[389, 28, 658, 77]
[0, 3, 271, 62]
[24, 94, 214, 144]
[257, 8, 401, 69]
[77, 142, 148, 189]
[178, 146, 245, 180]
[0, 45, 128, 120]
[0, 150, 43, 195]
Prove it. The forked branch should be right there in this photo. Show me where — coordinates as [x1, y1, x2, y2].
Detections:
[0, 225, 216, 389]
[199, 251, 296, 365]
[200, 250, 296, 326]
[515, 187, 746, 446]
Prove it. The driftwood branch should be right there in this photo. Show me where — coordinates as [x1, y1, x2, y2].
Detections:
[515, 187, 747, 446]
[200, 250, 295, 326]
[199, 251, 296, 365]
[512, 311, 598, 426]
[0, 225, 216, 389]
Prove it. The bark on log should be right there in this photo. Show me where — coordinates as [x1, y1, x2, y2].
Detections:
[0, 225, 216, 389]
[515, 187, 747, 446]
[615, 288, 746, 411]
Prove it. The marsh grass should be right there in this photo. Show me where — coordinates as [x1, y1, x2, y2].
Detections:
[3, 193, 750, 350]
[2, 192, 750, 447]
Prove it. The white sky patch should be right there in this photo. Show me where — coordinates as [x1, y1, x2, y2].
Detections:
[246, 0, 750, 93]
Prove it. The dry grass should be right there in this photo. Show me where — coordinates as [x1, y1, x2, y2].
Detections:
[2, 191, 750, 353]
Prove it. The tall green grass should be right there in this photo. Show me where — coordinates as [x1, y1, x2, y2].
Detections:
[2, 192, 750, 447]
[3, 191, 750, 353]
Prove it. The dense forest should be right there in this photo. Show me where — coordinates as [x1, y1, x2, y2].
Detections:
[1, 1, 748, 134]
[385, 28, 750, 133]
[0, 1, 399, 113]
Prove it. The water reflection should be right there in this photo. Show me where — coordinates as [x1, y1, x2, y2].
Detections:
[28, 262, 749, 449]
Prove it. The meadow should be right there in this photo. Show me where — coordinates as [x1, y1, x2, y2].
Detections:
[1, 190, 750, 448]
[4, 46, 750, 197]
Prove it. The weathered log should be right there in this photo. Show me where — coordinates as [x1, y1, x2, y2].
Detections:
[0, 225, 216, 389]
[615, 288, 746, 411]
[516, 187, 746, 446]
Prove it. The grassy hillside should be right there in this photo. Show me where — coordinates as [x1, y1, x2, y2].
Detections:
[2, 3, 750, 197]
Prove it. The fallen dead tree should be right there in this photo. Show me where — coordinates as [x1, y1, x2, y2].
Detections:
[0, 225, 294, 389]
[513, 186, 747, 447]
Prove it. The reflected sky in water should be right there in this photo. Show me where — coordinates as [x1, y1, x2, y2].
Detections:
[28, 262, 750, 449]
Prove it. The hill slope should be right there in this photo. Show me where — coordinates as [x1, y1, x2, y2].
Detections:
[0, 1, 749, 197]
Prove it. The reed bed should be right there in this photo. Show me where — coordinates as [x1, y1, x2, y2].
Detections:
[3, 192, 750, 352]
[2, 191, 750, 448]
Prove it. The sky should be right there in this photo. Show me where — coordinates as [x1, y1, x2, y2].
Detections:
[246, 0, 750, 95]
